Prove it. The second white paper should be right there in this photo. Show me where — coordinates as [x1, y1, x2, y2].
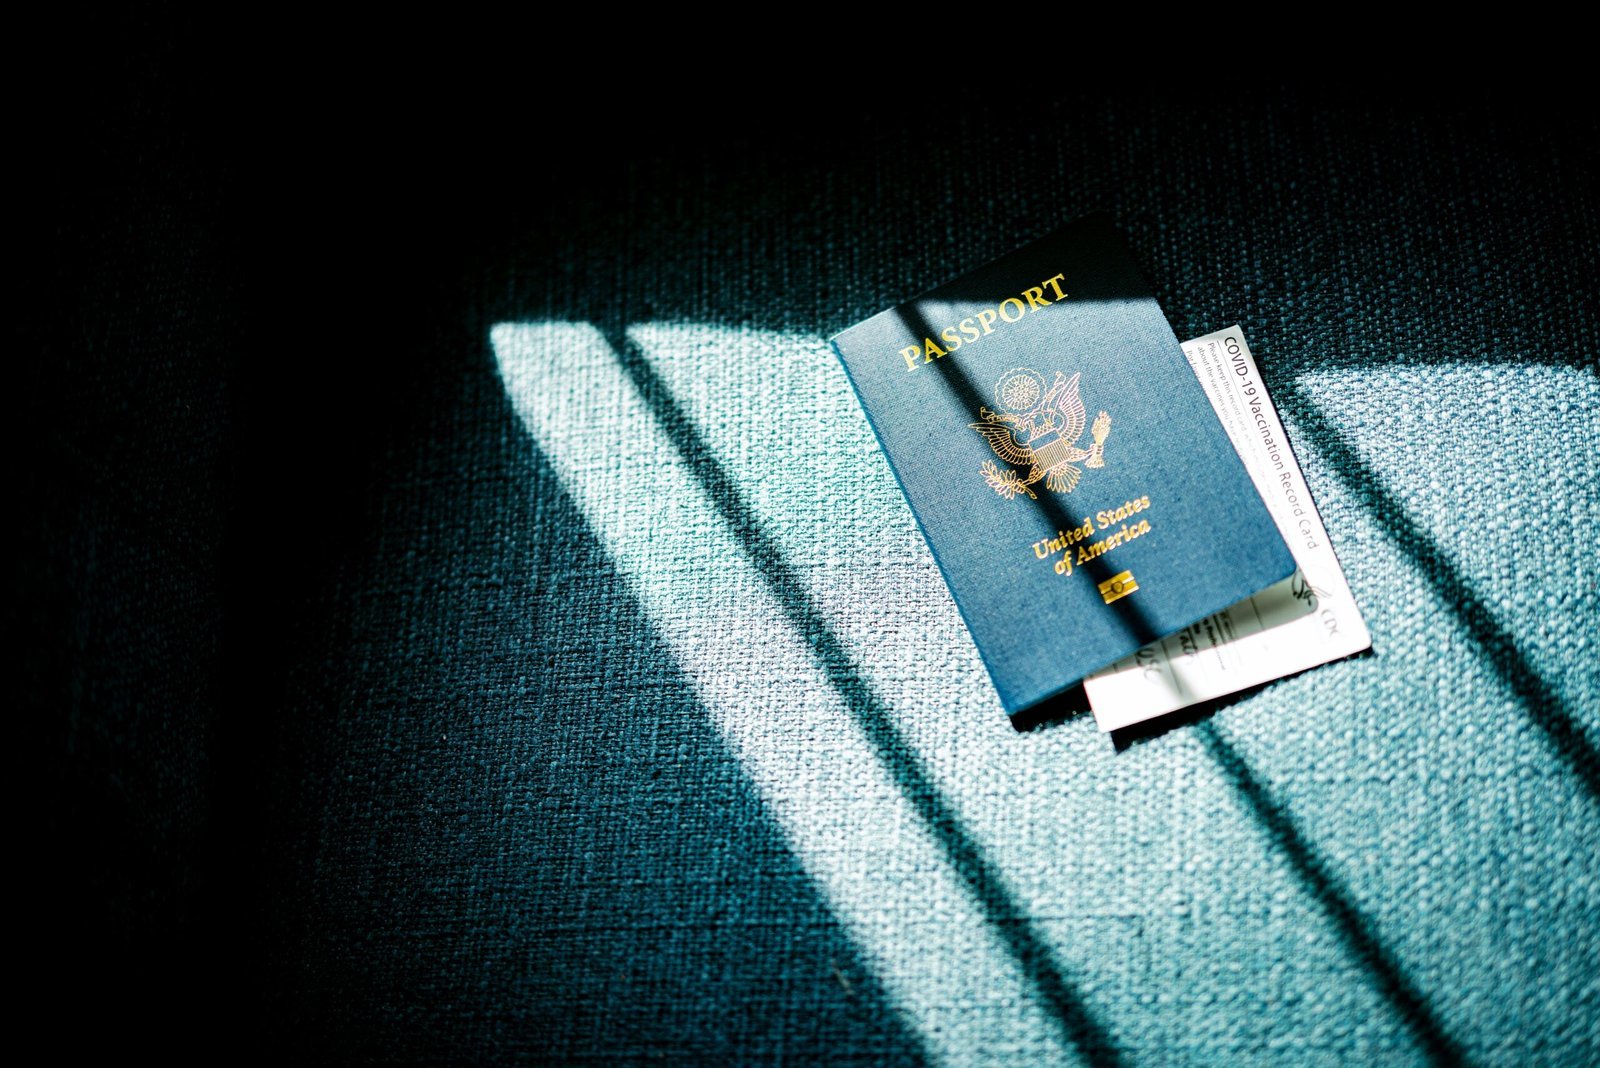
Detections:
[1083, 326, 1372, 731]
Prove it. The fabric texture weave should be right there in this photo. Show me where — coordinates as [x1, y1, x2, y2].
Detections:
[30, 69, 1598, 1064]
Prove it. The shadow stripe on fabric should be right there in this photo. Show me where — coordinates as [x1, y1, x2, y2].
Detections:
[611, 321, 1474, 1065]
[1277, 378, 1599, 805]
[493, 321, 1117, 1066]
[497, 317, 1597, 1064]
[604, 326, 1124, 1068]
[1197, 722, 1467, 1066]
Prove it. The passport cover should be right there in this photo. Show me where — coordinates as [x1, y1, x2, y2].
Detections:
[830, 216, 1296, 715]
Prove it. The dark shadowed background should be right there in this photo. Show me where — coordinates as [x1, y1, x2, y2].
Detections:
[20, 15, 1599, 1064]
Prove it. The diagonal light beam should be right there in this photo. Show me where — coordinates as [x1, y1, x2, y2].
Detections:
[494, 321, 1117, 1066]
[1277, 376, 1599, 803]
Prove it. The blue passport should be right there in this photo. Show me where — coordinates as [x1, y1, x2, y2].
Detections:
[830, 216, 1296, 716]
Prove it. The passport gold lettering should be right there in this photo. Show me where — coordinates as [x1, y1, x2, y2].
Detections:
[1033, 517, 1096, 559]
[1077, 518, 1152, 564]
[902, 272, 1069, 370]
[1033, 516, 1098, 574]
[831, 223, 1303, 718]
[1032, 497, 1154, 577]
[1095, 496, 1151, 529]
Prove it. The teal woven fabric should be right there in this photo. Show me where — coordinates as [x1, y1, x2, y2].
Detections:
[278, 97, 1600, 1063]
[33, 70, 1598, 1063]
[456, 99, 1599, 1064]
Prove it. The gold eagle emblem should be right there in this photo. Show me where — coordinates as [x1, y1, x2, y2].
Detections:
[970, 367, 1111, 500]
